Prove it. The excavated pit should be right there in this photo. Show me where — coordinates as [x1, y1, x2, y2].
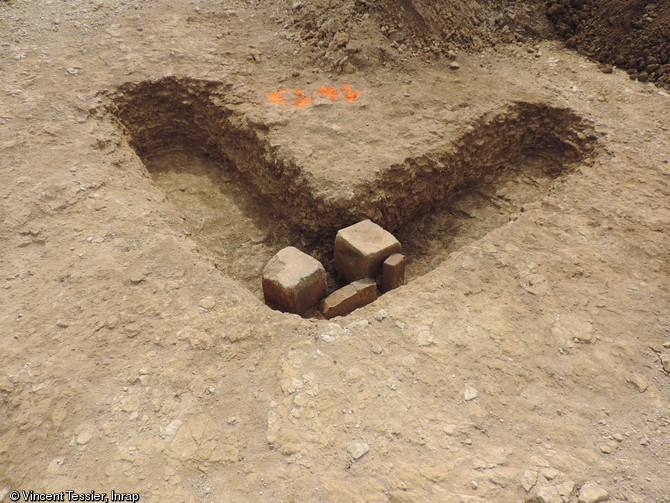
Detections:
[105, 76, 599, 317]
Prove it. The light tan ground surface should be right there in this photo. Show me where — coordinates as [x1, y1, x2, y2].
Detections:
[1, 1, 669, 502]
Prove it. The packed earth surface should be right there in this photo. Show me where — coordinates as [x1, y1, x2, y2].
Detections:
[1, 1, 669, 502]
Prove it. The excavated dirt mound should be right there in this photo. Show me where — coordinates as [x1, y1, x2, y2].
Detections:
[547, 0, 670, 89]
[369, 0, 552, 50]
[276, 0, 552, 72]
[282, 0, 670, 92]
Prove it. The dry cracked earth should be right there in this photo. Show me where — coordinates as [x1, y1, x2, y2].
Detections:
[1, 0, 669, 502]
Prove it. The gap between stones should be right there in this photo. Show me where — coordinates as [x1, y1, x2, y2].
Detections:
[104, 76, 600, 319]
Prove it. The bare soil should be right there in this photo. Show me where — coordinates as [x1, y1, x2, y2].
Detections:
[1, 0, 669, 502]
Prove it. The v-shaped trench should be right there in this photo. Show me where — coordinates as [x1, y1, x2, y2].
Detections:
[106, 76, 599, 318]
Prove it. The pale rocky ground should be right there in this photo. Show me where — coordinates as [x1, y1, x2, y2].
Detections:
[1, 1, 669, 502]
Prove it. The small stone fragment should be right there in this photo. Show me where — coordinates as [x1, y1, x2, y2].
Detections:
[382, 253, 406, 292]
[387, 29, 403, 43]
[334, 220, 401, 282]
[47, 457, 65, 474]
[530, 455, 551, 468]
[105, 316, 118, 329]
[162, 419, 182, 437]
[347, 442, 370, 460]
[599, 444, 612, 454]
[318, 322, 345, 342]
[76, 429, 93, 445]
[535, 485, 563, 503]
[416, 326, 434, 347]
[374, 309, 388, 321]
[332, 31, 350, 48]
[124, 323, 140, 338]
[627, 373, 648, 393]
[341, 61, 356, 74]
[347, 319, 369, 331]
[463, 385, 478, 401]
[179, 326, 212, 350]
[129, 272, 146, 284]
[262, 246, 327, 315]
[578, 483, 609, 503]
[520, 469, 538, 492]
[660, 353, 670, 373]
[557, 480, 575, 500]
[540, 468, 559, 480]
[198, 296, 216, 310]
[266, 411, 279, 445]
[443, 423, 457, 435]
[612, 433, 624, 442]
[449, 61, 460, 70]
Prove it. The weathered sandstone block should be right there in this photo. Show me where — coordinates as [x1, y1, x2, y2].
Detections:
[334, 219, 401, 282]
[262, 246, 327, 315]
[382, 253, 406, 292]
[322, 278, 378, 319]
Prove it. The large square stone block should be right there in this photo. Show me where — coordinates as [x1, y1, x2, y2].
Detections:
[334, 219, 401, 282]
[262, 246, 327, 315]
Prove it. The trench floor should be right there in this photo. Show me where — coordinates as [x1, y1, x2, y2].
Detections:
[146, 146, 565, 315]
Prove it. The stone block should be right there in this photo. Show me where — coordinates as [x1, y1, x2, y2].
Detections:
[262, 246, 327, 315]
[321, 278, 378, 319]
[334, 219, 401, 282]
[321, 285, 358, 320]
[352, 278, 378, 304]
[382, 253, 406, 292]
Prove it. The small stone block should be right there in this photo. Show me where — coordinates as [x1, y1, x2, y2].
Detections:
[322, 278, 378, 319]
[352, 278, 378, 304]
[382, 253, 406, 292]
[262, 246, 327, 315]
[334, 219, 401, 282]
[321, 285, 359, 319]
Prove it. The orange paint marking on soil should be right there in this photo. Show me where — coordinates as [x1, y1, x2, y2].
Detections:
[294, 90, 311, 107]
[319, 86, 340, 100]
[268, 89, 287, 104]
[268, 85, 360, 106]
[342, 84, 361, 101]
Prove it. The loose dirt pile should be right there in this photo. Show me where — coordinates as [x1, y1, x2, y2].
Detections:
[547, 0, 670, 88]
[274, 0, 552, 72]
[279, 0, 670, 91]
